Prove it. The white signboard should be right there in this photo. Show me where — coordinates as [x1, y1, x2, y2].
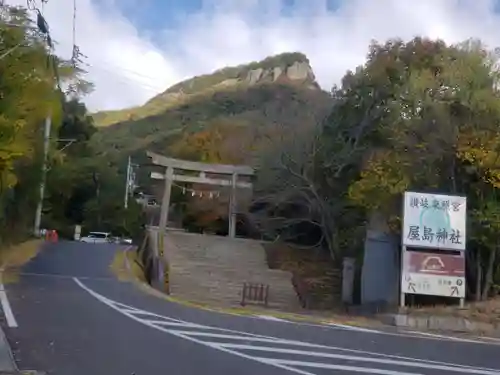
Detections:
[401, 273, 465, 298]
[402, 192, 466, 251]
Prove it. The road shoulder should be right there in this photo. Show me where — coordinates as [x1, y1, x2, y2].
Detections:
[0, 323, 17, 373]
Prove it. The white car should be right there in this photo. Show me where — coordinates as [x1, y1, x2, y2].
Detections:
[79, 232, 112, 244]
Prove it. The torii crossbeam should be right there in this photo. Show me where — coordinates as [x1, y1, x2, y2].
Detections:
[147, 151, 254, 238]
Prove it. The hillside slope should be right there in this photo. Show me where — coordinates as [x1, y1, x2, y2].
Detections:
[92, 52, 319, 128]
[91, 52, 333, 166]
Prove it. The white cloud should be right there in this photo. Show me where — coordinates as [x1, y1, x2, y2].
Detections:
[6, 0, 500, 111]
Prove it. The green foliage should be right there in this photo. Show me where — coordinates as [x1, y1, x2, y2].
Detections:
[321, 37, 500, 214]
[0, 3, 143, 243]
[45, 100, 145, 238]
[0, 5, 75, 244]
[320, 36, 500, 299]
[91, 83, 332, 164]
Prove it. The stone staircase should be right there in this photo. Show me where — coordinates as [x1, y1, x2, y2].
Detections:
[164, 231, 300, 310]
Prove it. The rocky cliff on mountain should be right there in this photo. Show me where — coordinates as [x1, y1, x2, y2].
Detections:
[92, 52, 319, 128]
[90, 52, 332, 170]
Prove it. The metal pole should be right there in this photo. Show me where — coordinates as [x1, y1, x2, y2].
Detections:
[124, 156, 131, 209]
[399, 245, 406, 308]
[34, 114, 51, 237]
[459, 250, 465, 308]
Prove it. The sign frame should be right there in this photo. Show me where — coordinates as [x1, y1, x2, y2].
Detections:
[400, 250, 466, 298]
[402, 191, 467, 251]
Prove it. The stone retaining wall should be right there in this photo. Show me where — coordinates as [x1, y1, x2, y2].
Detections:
[164, 231, 300, 310]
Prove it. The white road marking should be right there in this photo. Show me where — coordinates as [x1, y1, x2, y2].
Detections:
[482, 337, 500, 342]
[146, 320, 206, 328]
[0, 290, 17, 328]
[267, 318, 499, 346]
[0, 272, 17, 328]
[325, 322, 381, 333]
[403, 331, 482, 344]
[73, 277, 500, 375]
[262, 359, 422, 375]
[254, 315, 289, 322]
[217, 344, 500, 374]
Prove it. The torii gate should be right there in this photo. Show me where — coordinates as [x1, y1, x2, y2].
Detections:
[147, 151, 254, 238]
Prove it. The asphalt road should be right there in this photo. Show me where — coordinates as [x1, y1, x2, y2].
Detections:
[1, 241, 500, 375]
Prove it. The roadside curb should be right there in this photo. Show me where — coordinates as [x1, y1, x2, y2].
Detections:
[0, 241, 47, 375]
[0, 324, 17, 373]
[381, 313, 500, 335]
[0, 270, 18, 374]
[117, 248, 499, 335]
[118, 247, 373, 327]
[137, 280, 370, 326]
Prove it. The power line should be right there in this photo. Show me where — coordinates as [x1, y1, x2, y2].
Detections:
[85, 62, 169, 93]
[6, 1, 175, 96]
[86, 56, 174, 84]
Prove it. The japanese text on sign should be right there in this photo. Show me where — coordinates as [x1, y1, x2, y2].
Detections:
[401, 249, 466, 298]
[402, 192, 466, 251]
[401, 273, 465, 298]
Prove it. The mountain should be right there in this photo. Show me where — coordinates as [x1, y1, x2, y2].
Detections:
[92, 52, 319, 128]
[90, 52, 333, 168]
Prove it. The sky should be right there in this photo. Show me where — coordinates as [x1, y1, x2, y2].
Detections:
[6, 0, 500, 112]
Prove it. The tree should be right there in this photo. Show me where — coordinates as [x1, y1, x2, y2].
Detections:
[169, 120, 255, 230]
[43, 96, 147, 238]
[0, 4, 144, 244]
[331, 37, 500, 300]
[0, 5, 71, 242]
[57, 98, 97, 156]
[248, 115, 366, 263]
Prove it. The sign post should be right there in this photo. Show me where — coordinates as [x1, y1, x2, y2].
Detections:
[400, 192, 467, 307]
[400, 245, 407, 308]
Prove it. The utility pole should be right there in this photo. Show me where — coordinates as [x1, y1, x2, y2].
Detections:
[124, 156, 131, 209]
[33, 114, 51, 237]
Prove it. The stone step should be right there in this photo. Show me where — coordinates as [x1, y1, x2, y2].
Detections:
[164, 232, 301, 310]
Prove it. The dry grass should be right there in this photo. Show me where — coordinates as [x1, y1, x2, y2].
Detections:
[109, 249, 147, 283]
[0, 239, 43, 284]
[263, 242, 342, 310]
[406, 298, 500, 323]
[0, 239, 42, 269]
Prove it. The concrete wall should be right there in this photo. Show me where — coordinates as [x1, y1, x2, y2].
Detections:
[361, 212, 400, 309]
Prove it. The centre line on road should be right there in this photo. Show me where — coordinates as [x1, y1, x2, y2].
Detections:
[0, 273, 17, 328]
